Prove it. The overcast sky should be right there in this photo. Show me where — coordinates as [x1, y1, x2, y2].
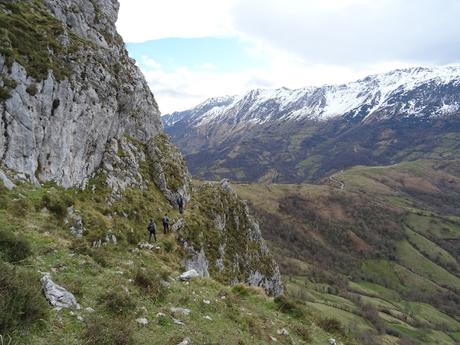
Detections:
[117, 0, 460, 114]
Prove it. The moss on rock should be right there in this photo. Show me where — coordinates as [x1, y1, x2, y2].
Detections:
[0, 0, 80, 81]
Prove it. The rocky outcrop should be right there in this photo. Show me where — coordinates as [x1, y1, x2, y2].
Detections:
[147, 133, 192, 207]
[0, 0, 282, 297]
[179, 180, 284, 296]
[0, 0, 161, 187]
[184, 246, 210, 278]
[100, 134, 192, 206]
[101, 136, 149, 195]
[0, 168, 14, 190]
[65, 206, 85, 237]
[41, 273, 80, 310]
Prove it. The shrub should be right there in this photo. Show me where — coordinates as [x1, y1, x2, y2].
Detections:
[7, 197, 33, 217]
[88, 248, 109, 267]
[134, 269, 168, 302]
[243, 315, 263, 338]
[41, 190, 73, 220]
[232, 284, 251, 297]
[294, 324, 312, 343]
[0, 230, 32, 263]
[126, 229, 141, 245]
[70, 240, 109, 267]
[0, 262, 49, 334]
[163, 239, 174, 253]
[82, 316, 134, 345]
[98, 288, 136, 316]
[398, 338, 421, 345]
[26, 83, 38, 96]
[274, 295, 304, 318]
[317, 317, 344, 335]
[80, 209, 110, 243]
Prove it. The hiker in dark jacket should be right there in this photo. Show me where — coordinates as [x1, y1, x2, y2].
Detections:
[177, 195, 184, 214]
[147, 219, 157, 242]
[162, 214, 170, 234]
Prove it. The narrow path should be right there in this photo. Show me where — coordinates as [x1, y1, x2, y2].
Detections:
[329, 170, 345, 191]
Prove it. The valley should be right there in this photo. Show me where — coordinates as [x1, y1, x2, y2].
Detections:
[235, 159, 460, 344]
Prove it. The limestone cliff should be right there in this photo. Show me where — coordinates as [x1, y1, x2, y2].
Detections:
[180, 180, 283, 296]
[0, 0, 282, 295]
[0, 0, 161, 187]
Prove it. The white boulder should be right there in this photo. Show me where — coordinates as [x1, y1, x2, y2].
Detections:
[178, 269, 200, 281]
[41, 274, 79, 310]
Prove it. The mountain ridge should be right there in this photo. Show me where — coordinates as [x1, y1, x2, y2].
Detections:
[163, 65, 460, 183]
[164, 65, 460, 126]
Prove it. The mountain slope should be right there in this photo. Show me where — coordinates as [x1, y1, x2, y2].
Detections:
[235, 159, 460, 345]
[0, 1, 344, 344]
[164, 67, 460, 183]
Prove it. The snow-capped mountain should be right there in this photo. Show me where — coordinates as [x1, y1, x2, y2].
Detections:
[164, 66, 460, 128]
[163, 66, 460, 183]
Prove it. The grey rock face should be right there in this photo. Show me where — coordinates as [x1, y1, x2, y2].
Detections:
[0, 169, 14, 190]
[0, 0, 162, 187]
[66, 206, 85, 237]
[184, 246, 210, 278]
[147, 134, 192, 207]
[171, 218, 185, 232]
[102, 137, 148, 196]
[182, 180, 284, 296]
[41, 273, 80, 310]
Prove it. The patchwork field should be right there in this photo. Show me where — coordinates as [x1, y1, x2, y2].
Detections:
[236, 159, 460, 345]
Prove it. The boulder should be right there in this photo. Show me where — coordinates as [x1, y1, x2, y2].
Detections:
[172, 218, 185, 232]
[178, 269, 200, 281]
[41, 274, 79, 310]
[173, 318, 185, 326]
[277, 328, 289, 336]
[138, 242, 161, 251]
[178, 337, 191, 345]
[170, 307, 191, 316]
[136, 317, 149, 326]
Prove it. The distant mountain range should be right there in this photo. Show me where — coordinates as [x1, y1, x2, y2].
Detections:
[163, 66, 460, 183]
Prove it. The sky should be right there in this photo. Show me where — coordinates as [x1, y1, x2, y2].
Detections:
[117, 0, 460, 114]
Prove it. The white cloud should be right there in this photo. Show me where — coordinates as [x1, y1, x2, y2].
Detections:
[118, 0, 460, 113]
[117, 0, 237, 43]
[231, 0, 460, 65]
[142, 48, 418, 114]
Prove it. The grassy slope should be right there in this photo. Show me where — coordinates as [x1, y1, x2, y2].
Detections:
[0, 176, 358, 345]
[235, 159, 460, 345]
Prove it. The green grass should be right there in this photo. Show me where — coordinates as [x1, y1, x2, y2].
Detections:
[360, 260, 402, 291]
[406, 228, 459, 272]
[396, 240, 460, 291]
[236, 159, 460, 345]
[450, 331, 460, 341]
[0, 170, 360, 345]
[389, 324, 428, 342]
[348, 281, 401, 301]
[405, 214, 460, 240]
[307, 302, 372, 332]
[403, 302, 460, 330]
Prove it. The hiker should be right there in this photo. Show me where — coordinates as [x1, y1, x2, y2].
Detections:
[162, 214, 170, 234]
[177, 195, 184, 214]
[147, 219, 157, 242]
